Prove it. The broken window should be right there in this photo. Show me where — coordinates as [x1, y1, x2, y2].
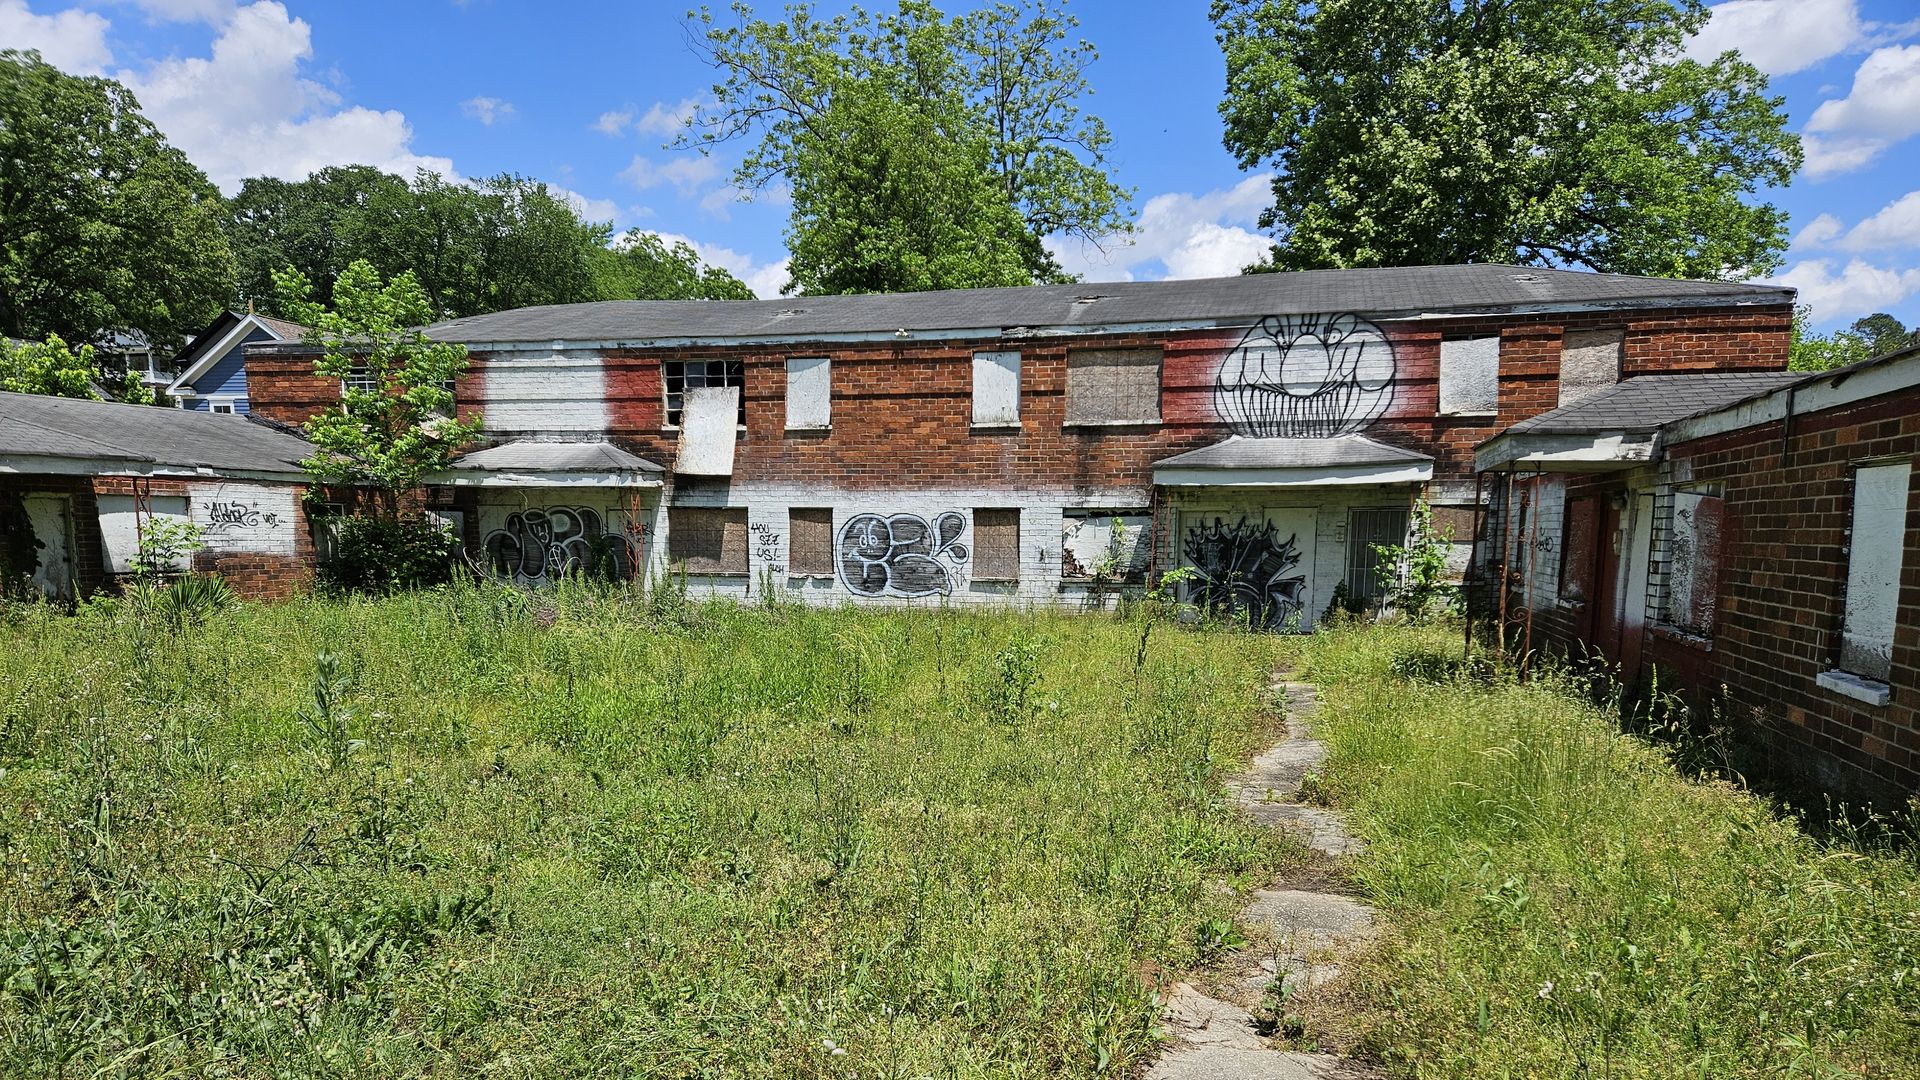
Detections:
[788, 507, 834, 577]
[972, 508, 1021, 581]
[1064, 348, 1160, 424]
[665, 359, 745, 428]
[972, 350, 1021, 426]
[1839, 462, 1910, 681]
[1663, 488, 1723, 636]
[785, 357, 831, 430]
[1438, 337, 1499, 415]
[1061, 510, 1151, 582]
[668, 506, 748, 575]
[1559, 329, 1624, 407]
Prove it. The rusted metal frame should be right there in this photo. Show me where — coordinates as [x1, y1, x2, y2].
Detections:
[1464, 470, 1487, 661]
[1521, 463, 1543, 680]
[1495, 469, 1516, 664]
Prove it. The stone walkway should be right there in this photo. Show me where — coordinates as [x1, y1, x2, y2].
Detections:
[1146, 677, 1379, 1080]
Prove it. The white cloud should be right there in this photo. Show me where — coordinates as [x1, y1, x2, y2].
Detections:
[460, 95, 514, 126]
[0, 0, 113, 74]
[699, 185, 749, 220]
[1686, 0, 1862, 76]
[1838, 190, 1920, 251]
[594, 106, 634, 137]
[1048, 175, 1273, 282]
[1794, 212, 1846, 247]
[619, 154, 722, 194]
[642, 231, 788, 298]
[550, 185, 619, 224]
[118, 1, 454, 192]
[1804, 44, 1920, 176]
[1773, 258, 1920, 323]
[637, 97, 700, 138]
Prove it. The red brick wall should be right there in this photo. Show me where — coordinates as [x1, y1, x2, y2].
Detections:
[1635, 386, 1920, 803]
[249, 302, 1792, 495]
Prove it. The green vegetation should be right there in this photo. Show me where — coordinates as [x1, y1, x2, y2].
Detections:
[0, 591, 1292, 1076]
[1298, 623, 1920, 1078]
[1212, 0, 1800, 279]
[0, 334, 160, 405]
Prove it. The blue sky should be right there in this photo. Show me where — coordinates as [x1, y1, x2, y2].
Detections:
[5, 0, 1919, 330]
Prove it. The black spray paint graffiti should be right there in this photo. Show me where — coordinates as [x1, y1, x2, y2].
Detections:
[749, 521, 783, 576]
[839, 512, 969, 597]
[484, 506, 639, 584]
[203, 501, 282, 531]
[1184, 516, 1306, 630]
[1215, 313, 1396, 438]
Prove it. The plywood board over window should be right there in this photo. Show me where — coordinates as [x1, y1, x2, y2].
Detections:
[1560, 329, 1624, 407]
[669, 506, 748, 575]
[1064, 348, 1161, 424]
[1061, 510, 1151, 582]
[677, 385, 739, 476]
[972, 350, 1021, 426]
[1665, 489, 1724, 636]
[972, 508, 1021, 581]
[788, 507, 834, 577]
[1438, 337, 1499, 415]
[786, 357, 831, 430]
[1840, 461, 1911, 681]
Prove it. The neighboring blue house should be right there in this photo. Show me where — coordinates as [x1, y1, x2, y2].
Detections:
[166, 311, 308, 413]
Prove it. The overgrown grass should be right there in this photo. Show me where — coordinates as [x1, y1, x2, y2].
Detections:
[1302, 622, 1920, 1079]
[0, 585, 1295, 1077]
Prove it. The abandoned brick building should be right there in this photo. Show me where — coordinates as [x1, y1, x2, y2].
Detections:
[1478, 346, 1920, 805]
[240, 265, 1795, 632]
[0, 391, 318, 600]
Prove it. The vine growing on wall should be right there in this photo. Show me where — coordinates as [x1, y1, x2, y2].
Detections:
[1370, 500, 1456, 624]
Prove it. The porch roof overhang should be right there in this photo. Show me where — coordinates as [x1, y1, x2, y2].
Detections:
[1473, 430, 1659, 473]
[1151, 435, 1434, 488]
[430, 439, 665, 488]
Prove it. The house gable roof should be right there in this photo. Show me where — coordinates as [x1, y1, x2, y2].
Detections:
[167, 312, 308, 396]
[0, 391, 314, 479]
[1474, 371, 1804, 472]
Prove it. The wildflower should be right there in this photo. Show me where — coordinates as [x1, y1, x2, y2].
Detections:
[1537, 980, 1553, 999]
[821, 1037, 847, 1056]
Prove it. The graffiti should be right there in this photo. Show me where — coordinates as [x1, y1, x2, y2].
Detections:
[204, 501, 281, 530]
[1215, 313, 1395, 438]
[1184, 515, 1307, 630]
[839, 511, 969, 597]
[484, 506, 639, 584]
[750, 521, 784, 578]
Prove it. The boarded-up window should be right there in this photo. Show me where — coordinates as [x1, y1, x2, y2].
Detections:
[676, 385, 739, 476]
[788, 507, 833, 577]
[664, 358, 744, 427]
[669, 506, 748, 575]
[972, 350, 1021, 426]
[1665, 490, 1723, 636]
[1840, 462, 1910, 680]
[96, 494, 191, 574]
[1559, 329, 1623, 407]
[1438, 337, 1498, 415]
[1559, 496, 1599, 603]
[786, 357, 831, 429]
[972, 508, 1020, 581]
[1064, 348, 1160, 424]
[1061, 510, 1151, 582]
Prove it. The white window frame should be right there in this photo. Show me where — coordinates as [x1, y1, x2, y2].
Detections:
[208, 397, 237, 415]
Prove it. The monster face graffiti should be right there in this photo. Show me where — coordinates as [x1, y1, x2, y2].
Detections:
[1183, 515, 1307, 630]
[484, 506, 640, 584]
[838, 511, 970, 597]
[1215, 313, 1396, 438]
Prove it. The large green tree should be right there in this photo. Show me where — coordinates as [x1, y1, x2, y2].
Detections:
[592, 231, 755, 300]
[685, 0, 1131, 293]
[0, 50, 233, 350]
[1211, 0, 1801, 279]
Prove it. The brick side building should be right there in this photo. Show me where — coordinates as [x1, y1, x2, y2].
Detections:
[246, 265, 1793, 629]
[0, 392, 317, 601]
[1477, 350, 1920, 805]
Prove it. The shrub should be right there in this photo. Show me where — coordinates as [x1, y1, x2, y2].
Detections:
[319, 514, 460, 594]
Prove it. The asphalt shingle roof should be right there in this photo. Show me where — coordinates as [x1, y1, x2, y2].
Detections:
[450, 440, 662, 473]
[1502, 372, 1805, 436]
[1154, 435, 1434, 470]
[424, 265, 1791, 345]
[0, 391, 314, 477]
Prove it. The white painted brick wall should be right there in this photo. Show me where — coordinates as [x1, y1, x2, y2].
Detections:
[189, 482, 299, 556]
[482, 352, 610, 432]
